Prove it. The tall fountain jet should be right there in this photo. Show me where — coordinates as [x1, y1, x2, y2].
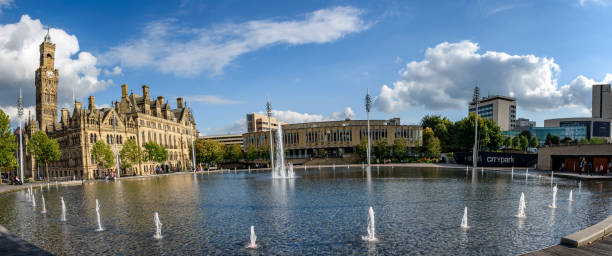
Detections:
[461, 207, 469, 228]
[569, 190, 573, 202]
[95, 199, 104, 231]
[60, 197, 66, 221]
[154, 212, 163, 239]
[362, 207, 377, 242]
[550, 185, 558, 209]
[517, 192, 526, 218]
[247, 226, 258, 249]
[272, 125, 294, 179]
[32, 192, 36, 207]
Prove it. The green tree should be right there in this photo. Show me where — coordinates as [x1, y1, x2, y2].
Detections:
[519, 130, 532, 141]
[590, 137, 605, 144]
[450, 114, 503, 152]
[392, 138, 408, 161]
[512, 136, 520, 150]
[245, 146, 258, 161]
[545, 133, 553, 146]
[529, 135, 539, 148]
[119, 138, 143, 170]
[144, 141, 168, 164]
[421, 115, 454, 152]
[503, 136, 512, 149]
[422, 127, 441, 158]
[358, 137, 368, 160]
[519, 135, 529, 151]
[91, 140, 114, 171]
[193, 139, 224, 165]
[579, 138, 589, 144]
[225, 144, 242, 162]
[27, 131, 61, 180]
[0, 110, 17, 180]
[373, 139, 389, 161]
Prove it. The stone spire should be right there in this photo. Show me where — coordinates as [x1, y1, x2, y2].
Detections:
[44, 26, 51, 43]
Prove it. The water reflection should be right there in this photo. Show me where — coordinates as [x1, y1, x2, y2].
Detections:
[0, 167, 611, 255]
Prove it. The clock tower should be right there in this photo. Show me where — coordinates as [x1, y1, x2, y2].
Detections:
[35, 28, 59, 131]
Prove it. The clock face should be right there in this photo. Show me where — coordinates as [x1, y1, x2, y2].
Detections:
[46, 70, 54, 78]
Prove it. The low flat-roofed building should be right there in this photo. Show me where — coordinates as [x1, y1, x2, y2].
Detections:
[538, 144, 612, 173]
[544, 117, 611, 141]
[200, 133, 244, 147]
[242, 118, 422, 160]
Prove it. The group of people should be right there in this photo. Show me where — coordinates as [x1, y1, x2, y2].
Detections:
[562, 160, 612, 176]
[1, 173, 23, 185]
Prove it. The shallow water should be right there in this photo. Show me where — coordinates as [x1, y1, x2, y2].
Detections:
[0, 167, 611, 255]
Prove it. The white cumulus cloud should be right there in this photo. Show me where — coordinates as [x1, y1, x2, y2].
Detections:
[0, 105, 35, 128]
[101, 6, 368, 76]
[375, 40, 611, 114]
[103, 66, 122, 76]
[0, 15, 111, 118]
[271, 107, 356, 124]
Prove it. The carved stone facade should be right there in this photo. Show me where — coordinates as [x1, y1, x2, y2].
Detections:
[24, 31, 198, 180]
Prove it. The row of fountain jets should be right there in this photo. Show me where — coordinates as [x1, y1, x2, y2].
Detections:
[23, 165, 569, 249]
[23, 182, 376, 249]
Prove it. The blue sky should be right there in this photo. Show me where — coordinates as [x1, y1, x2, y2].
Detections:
[1, 0, 612, 134]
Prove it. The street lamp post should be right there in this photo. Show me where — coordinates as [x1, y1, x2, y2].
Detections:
[472, 85, 480, 169]
[266, 99, 274, 172]
[112, 111, 120, 179]
[189, 103, 196, 172]
[365, 89, 372, 168]
[18, 88, 24, 182]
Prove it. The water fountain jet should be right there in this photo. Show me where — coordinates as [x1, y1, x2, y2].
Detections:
[362, 207, 377, 242]
[95, 199, 104, 231]
[517, 192, 526, 218]
[550, 185, 558, 209]
[41, 195, 47, 214]
[461, 207, 469, 228]
[154, 212, 162, 239]
[569, 190, 573, 202]
[247, 225, 257, 249]
[60, 197, 66, 221]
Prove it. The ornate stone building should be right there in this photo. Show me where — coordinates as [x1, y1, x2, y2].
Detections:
[23, 30, 198, 180]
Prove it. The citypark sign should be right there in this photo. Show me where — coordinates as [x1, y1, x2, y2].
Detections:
[454, 152, 537, 167]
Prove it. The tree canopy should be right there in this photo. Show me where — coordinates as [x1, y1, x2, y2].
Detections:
[225, 144, 242, 163]
[0, 110, 17, 172]
[91, 140, 114, 170]
[27, 131, 61, 179]
[193, 139, 224, 165]
[144, 141, 168, 164]
[119, 138, 143, 169]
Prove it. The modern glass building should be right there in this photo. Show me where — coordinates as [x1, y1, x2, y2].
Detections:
[502, 126, 588, 146]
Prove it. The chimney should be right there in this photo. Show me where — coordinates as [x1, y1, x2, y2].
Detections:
[157, 96, 165, 104]
[74, 101, 82, 111]
[88, 96, 95, 110]
[142, 85, 150, 101]
[121, 84, 128, 98]
[177, 97, 183, 108]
